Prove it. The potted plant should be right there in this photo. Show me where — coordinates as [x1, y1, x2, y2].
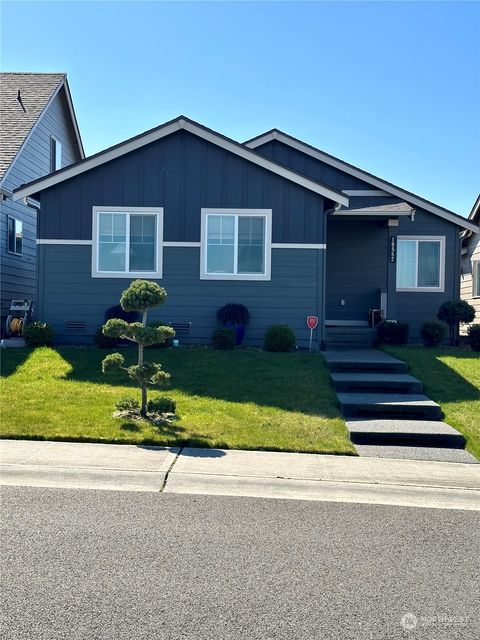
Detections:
[216, 303, 250, 346]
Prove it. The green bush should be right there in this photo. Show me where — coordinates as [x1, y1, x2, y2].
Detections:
[438, 300, 476, 345]
[420, 320, 447, 347]
[23, 322, 54, 347]
[264, 325, 296, 352]
[147, 395, 177, 414]
[467, 324, 480, 352]
[212, 327, 235, 350]
[146, 322, 173, 349]
[216, 303, 250, 326]
[115, 397, 140, 412]
[93, 327, 117, 349]
[376, 320, 409, 345]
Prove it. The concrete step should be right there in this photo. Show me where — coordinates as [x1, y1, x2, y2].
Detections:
[326, 328, 374, 347]
[338, 393, 443, 420]
[346, 418, 462, 447]
[323, 349, 409, 374]
[331, 372, 423, 394]
[354, 444, 478, 464]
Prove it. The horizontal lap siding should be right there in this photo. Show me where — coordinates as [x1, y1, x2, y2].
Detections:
[460, 234, 480, 331]
[39, 245, 321, 346]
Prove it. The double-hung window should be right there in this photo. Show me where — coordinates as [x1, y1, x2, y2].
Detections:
[92, 207, 163, 278]
[396, 236, 445, 292]
[201, 209, 272, 280]
[7, 216, 23, 255]
[473, 260, 480, 298]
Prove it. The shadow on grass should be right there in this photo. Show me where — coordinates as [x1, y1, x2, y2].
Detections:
[0, 348, 31, 377]
[2, 345, 342, 419]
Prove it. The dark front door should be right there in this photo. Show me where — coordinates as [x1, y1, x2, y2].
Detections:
[326, 218, 388, 323]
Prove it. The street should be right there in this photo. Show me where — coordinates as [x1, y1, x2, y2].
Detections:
[1, 486, 479, 639]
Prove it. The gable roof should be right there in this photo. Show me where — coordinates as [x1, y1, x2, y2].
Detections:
[0, 72, 84, 180]
[469, 195, 480, 223]
[12, 116, 348, 206]
[245, 129, 478, 233]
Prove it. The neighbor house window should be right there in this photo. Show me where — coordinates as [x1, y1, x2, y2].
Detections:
[200, 209, 272, 280]
[92, 207, 163, 278]
[50, 136, 62, 171]
[7, 216, 23, 255]
[396, 236, 445, 292]
[473, 260, 480, 298]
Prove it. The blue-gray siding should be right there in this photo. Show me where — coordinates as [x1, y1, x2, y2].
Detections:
[1, 87, 81, 319]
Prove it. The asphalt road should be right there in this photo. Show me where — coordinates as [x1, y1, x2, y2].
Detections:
[1, 487, 479, 640]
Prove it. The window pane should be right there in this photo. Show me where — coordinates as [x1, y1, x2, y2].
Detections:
[15, 219, 23, 254]
[98, 213, 126, 271]
[397, 240, 417, 288]
[8, 217, 15, 252]
[238, 217, 265, 273]
[418, 241, 440, 287]
[129, 214, 156, 272]
[206, 215, 235, 273]
[207, 245, 234, 273]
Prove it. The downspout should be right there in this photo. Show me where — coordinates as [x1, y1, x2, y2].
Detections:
[320, 201, 342, 351]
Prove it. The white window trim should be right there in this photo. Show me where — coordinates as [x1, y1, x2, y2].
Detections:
[91, 206, 163, 278]
[7, 215, 23, 255]
[200, 208, 272, 281]
[396, 235, 445, 293]
[472, 259, 480, 298]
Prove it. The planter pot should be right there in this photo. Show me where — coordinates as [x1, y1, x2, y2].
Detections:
[225, 323, 246, 346]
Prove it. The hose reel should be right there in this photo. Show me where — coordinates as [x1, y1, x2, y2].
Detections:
[5, 300, 34, 337]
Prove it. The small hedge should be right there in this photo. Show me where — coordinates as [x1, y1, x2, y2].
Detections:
[376, 320, 409, 345]
[212, 327, 235, 350]
[420, 320, 447, 347]
[115, 397, 140, 412]
[264, 325, 296, 352]
[23, 322, 54, 347]
[147, 396, 177, 414]
[468, 324, 480, 352]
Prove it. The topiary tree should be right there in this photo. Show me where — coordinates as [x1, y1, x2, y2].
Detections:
[101, 280, 175, 417]
[437, 300, 475, 346]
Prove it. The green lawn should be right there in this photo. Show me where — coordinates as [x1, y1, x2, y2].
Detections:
[0, 346, 355, 455]
[384, 346, 480, 459]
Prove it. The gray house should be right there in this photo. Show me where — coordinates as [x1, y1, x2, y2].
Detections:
[12, 116, 479, 347]
[0, 72, 84, 325]
[460, 195, 480, 329]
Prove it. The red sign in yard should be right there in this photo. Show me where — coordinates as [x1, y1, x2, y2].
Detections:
[307, 315, 318, 330]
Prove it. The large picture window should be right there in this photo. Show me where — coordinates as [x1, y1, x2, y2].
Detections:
[92, 207, 163, 278]
[201, 209, 272, 280]
[396, 236, 445, 292]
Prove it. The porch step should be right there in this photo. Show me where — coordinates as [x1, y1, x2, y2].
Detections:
[354, 444, 478, 464]
[326, 327, 374, 347]
[346, 418, 464, 448]
[331, 372, 423, 394]
[338, 393, 443, 420]
[323, 349, 408, 374]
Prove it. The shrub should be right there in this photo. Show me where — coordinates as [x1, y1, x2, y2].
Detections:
[420, 320, 447, 347]
[264, 325, 296, 352]
[115, 397, 140, 412]
[147, 396, 177, 414]
[467, 324, 480, 352]
[146, 321, 173, 349]
[212, 327, 235, 350]
[376, 320, 409, 345]
[216, 304, 250, 326]
[93, 327, 117, 349]
[23, 322, 54, 347]
[438, 300, 476, 345]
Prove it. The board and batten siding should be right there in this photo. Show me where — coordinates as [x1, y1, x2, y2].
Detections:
[37, 129, 327, 345]
[0, 87, 82, 319]
[461, 232, 480, 332]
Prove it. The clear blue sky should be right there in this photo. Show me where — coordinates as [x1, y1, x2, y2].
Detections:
[2, 1, 479, 215]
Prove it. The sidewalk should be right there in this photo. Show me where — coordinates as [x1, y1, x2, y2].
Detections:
[1, 439, 480, 511]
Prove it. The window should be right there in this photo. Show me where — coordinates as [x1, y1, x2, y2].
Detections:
[473, 260, 480, 298]
[7, 216, 23, 255]
[92, 207, 163, 278]
[50, 136, 62, 171]
[200, 209, 272, 280]
[396, 236, 445, 292]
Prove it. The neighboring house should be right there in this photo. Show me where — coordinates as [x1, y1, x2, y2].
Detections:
[0, 72, 84, 326]
[460, 195, 480, 329]
[12, 116, 479, 347]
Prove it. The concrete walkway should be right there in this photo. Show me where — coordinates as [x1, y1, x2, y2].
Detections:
[1, 439, 480, 511]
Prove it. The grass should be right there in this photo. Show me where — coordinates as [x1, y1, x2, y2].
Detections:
[384, 346, 480, 459]
[0, 346, 355, 455]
